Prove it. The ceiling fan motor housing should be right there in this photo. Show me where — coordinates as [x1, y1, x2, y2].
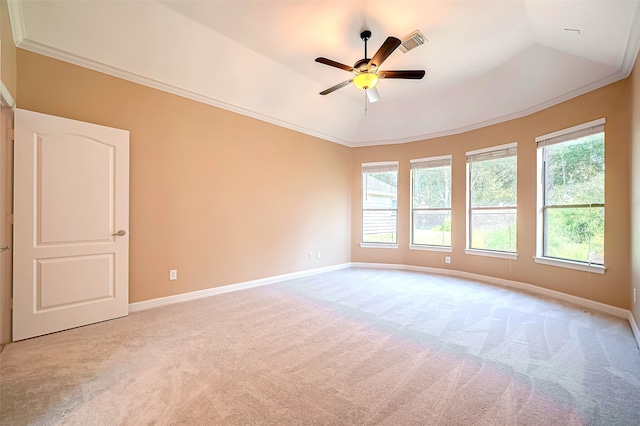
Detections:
[354, 58, 369, 71]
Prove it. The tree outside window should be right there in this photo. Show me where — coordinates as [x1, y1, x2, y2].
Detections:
[467, 144, 517, 253]
[411, 156, 451, 247]
[539, 125, 604, 264]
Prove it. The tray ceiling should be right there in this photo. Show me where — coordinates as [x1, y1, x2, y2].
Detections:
[8, 0, 640, 146]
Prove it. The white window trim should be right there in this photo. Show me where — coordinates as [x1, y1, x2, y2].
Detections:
[362, 160, 399, 169]
[410, 154, 452, 164]
[361, 243, 399, 249]
[466, 143, 518, 255]
[535, 118, 605, 143]
[409, 245, 452, 252]
[533, 257, 605, 274]
[465, 249, 518, 260]
[362, 161, 399, 246]
[466, 141, 517, 157]
[535, 118, 606, 271]
[410, 155, 452, 250]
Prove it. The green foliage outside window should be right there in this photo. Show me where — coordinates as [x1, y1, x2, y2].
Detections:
[412, 164, 451, 246]
[469, 153, 517, 252]
[471, 157, 517, 207]
[413, 167, 451, 209]
[544, 133, 604, 264]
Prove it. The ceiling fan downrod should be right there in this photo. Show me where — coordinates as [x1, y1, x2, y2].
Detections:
[361, 30, 371, 60]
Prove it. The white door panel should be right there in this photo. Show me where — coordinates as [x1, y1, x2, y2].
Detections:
[13, 109, 129, 341]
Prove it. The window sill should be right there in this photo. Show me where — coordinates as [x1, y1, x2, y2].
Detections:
[465, 249, 518, 260]
[533, 257, 605, 274]
[409, 245, 452, 252]
[360, 243, 398, 249]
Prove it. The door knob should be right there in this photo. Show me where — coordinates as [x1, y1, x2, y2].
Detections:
[0, 246, 10, 252]
[111, 230, 127, 237]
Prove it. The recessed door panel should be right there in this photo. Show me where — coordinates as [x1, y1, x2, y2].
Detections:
[37, 134, 114, 246]
[37, 254, 114, 311]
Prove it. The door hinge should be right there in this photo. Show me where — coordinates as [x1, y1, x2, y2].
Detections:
[6, 129, 14, 141]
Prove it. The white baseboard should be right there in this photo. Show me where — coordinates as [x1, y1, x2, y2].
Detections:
[130, 261, 638, 348]
[629, 312, 640, 351]
[351, 262, 630, 319]
[129, 263, 351, 312]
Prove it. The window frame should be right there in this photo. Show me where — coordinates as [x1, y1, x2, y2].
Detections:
[361, 161, 399, 248]
[409, 155, 452, 251]
[534, 118, 606, 274]
[465, 142, 518, 259]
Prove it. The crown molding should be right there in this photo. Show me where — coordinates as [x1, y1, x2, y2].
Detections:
[12, 38, 355, 147]
[10, 36, 631, 149]
[0, 80, 15, 108]
[7, 0, 637, 149]
[6, 0, 25, 48]
[349, 69, 627, 147]
[621, 1, 640, 77]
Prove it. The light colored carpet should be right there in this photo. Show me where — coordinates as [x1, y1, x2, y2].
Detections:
[1, 267, 639, 425]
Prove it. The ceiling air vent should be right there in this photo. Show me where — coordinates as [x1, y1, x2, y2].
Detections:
[399, 30, 427, 53]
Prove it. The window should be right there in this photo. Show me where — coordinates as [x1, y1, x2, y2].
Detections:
[536, 119, 604, 270]
[362, 162, 398, 246]
[410, 156, 451, 248]
[466, 143, 517, 255]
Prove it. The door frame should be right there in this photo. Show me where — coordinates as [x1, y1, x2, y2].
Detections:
[0, 80, 15, 345]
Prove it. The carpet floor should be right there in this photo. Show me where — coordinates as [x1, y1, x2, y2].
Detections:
[1, 267, 639, 425]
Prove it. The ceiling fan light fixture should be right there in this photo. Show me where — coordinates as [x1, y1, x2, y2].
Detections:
[353, 72, 379, 90]
[315, 31, 424, 99]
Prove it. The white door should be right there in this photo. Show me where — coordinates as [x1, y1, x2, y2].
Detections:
[13, 109, 129, 341]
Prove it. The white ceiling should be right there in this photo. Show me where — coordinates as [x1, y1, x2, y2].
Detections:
[7, 0, 640, 147]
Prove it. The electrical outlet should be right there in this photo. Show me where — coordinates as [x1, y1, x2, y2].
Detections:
[445, 256, 451, 264]
[308, 251, 313, 259]
[169, 269, 177, 281]
[317, 251, 321, 259]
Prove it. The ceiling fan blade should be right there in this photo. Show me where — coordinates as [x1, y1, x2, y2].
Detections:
[366, 87, 380, 103]
[320, 79, 353, 95]
[315, 57, 357, 73]
[368, 37, 401, 71]
[379, 70, 426, 79]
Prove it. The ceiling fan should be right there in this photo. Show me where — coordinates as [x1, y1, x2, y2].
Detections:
[315, 30, 426, 103]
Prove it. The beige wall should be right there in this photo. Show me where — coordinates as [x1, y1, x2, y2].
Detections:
[631, 53, 640, 326]
[352, 80, 631, 309]
[12, 46, 638, 313]
[0, 0, 16, 100]
[16, 49, 352, 303]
